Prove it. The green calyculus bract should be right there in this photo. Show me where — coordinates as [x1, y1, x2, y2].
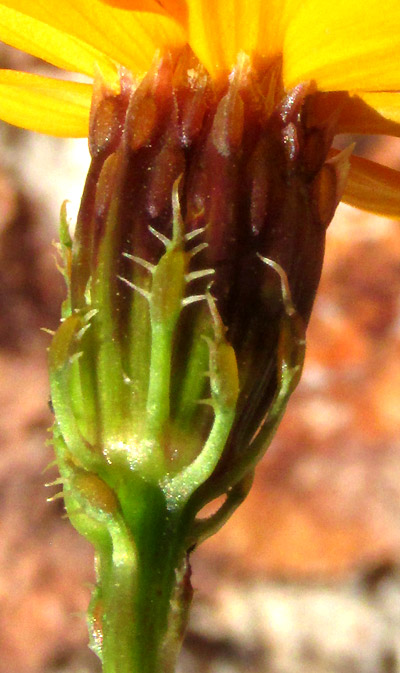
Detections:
[48, 46, 340, 673]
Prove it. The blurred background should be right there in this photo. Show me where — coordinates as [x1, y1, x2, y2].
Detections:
[1, 44, 400, 673]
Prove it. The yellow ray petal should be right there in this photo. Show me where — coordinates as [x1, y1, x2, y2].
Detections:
[340, 92, 400, 136]
[340, 153, 400, 219]
[284, 0, 400, 92]
[98, 0, 187, 25]
[309, 92, 400, 137]
[0, 70, 92, 136]
[0, 0, 185, 76]
[0, 5, 116, 78]
[182, 0, 303, 78]
[98, 0, 301, 75]
[98, 0, 175, 8]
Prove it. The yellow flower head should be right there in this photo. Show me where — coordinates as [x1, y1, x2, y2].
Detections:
[0, 0, 399, 216]
[2, 3, 400, 670]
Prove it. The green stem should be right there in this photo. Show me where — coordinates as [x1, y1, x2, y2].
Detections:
[101, 517, 137, 673]
[97, 482, 192, 673]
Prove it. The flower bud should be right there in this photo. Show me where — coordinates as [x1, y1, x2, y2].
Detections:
[49, 47, 345, 671]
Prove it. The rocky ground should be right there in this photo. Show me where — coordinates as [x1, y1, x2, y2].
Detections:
[2, 45, 400, 673]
